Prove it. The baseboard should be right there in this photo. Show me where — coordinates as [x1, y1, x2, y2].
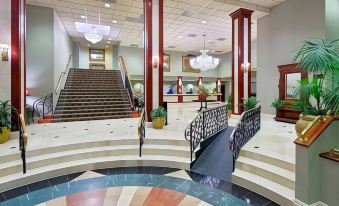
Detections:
[294, 199, 328, 206]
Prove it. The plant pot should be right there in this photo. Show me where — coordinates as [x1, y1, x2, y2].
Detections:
[295, 114, 317, 139]
[0, 127, 10, 144]
[152, 117, 165, 129]
[198, 93, 209, 101]
[227, 110, 232, 118]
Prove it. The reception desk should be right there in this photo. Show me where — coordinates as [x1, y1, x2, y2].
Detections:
[163, 93, 222, 103]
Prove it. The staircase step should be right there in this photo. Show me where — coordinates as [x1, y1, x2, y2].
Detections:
[53, 111, 132, 118]
[59, 94, 127, 99]
[235, 156, 295, 190]
[55, 104, 131, 110]
[232, 169, 294, 206]
[58, 98, 129, 103]
[56, 101, 130, 106]
[52, 114, 133, 122]
[54, 107, 131, 114]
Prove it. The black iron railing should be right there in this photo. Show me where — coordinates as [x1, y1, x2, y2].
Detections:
[229, 106, 261, 171]
[138, 109, 146, 157]
[32, 92, 53, 120]
[19, 114, 27, 174]
[185, 104, 228, 161]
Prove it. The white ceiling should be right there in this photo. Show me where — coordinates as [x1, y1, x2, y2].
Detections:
[26, 0, 285, 53]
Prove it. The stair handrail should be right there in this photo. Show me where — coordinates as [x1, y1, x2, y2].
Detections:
[229, 106, 261, 171]
[118, 56, 144, 111]
[55, 54, 72, 95]
[32, 92, 53, 121]
[138, 108, 146, 157]
[184, 104, 228, 161]
[11, 108, 27, 174]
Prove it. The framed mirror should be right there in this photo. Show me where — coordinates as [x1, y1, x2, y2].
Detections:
[89, 49, 105, 62]
[285, 73, 301, 99]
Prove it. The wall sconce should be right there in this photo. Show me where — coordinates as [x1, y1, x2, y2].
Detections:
[178, 78, 182, 86]
[153, 56, 159, 68]
[217, 79, 221, 86]
[26, 88, 32, 96]
[242, 62, 251, 73]
[0, 44, 9, 61]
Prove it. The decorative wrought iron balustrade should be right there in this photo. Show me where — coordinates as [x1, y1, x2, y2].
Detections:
[32, 92, 53, 121]
[138, 109, 146, 157]
[12, 108, 27, 174]
[229, 106, 261, 171]
[185, 104, 228, 161]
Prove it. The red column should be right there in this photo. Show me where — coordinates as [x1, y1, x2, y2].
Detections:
[197, 77, 203, 87]
[144, 0, 163, 121]
[230, 8, 253, 114]
[216, 78, 221, 101]
[11, 0, 26, 125]
[177, 76, 183, 103]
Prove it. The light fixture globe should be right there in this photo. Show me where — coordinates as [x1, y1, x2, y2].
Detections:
[190, 35, 219, 71]
[84, 25, 103, 44]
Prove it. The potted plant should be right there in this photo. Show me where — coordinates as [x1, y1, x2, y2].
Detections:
[271, 99, 285, 118]
[293, 39, 339, 138]
[151, 107, 167, 129]
[240, 97, 259, 111]
[26, 104, 33, 125]
[227, 94, 232, 118]
[0, 100, 11, 144]
[198, 84, 210, 101]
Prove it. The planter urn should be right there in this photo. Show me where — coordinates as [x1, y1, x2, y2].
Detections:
[0, 127, 10, 144]
[152, 117, 165, 129]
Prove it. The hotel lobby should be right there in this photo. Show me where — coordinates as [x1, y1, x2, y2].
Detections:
[0, 0, 338, 206]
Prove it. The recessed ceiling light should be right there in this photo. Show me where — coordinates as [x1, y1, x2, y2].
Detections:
[105, 45, 109, 48]
[108, 38, 112, 41]
[87, 44, 90, 47]
[105, 3, 110, 8]
[211, 50, 215, 52]
[201, 20, 206, 24]
[178, 35, 182, 38]
[112, 20, 117, 23]
[107, 41, 111, 44]
[80, 15, 86, 19]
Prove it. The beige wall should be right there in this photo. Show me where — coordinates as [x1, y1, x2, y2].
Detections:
[79, 46, 113, 69]
[257, 0, 326, 114]
[0, 0, 11, 101]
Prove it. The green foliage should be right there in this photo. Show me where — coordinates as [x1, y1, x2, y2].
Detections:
[240, 97, 259, 111]
[198, 84, 210, 95]
[0, 100, 12, 134]
[150, 107, 167, 119]
[271, 99, 285, 108]
[293, 38, 339, 114]
[227, 95, 232, 111]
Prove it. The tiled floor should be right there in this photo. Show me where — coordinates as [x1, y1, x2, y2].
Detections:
[0, 167, 279, 206]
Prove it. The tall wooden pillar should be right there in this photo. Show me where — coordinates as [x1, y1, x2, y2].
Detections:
[216, 78, 221, 101]
[177, 76, 183, 103]
[144, 0, 163, 121]
[230, 8, 253, 114]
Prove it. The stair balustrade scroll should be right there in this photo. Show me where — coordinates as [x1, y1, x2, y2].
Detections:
[32, 93, 53, 121]
[229, 106, 261, 171]
[185, 104, 228, 161]
[138, 109, 146, 157]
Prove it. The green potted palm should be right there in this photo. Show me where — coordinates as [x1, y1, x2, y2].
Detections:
[227, 94, 232, 118]
[198, 84, 210, 101]
[271, 99, 286, 118]
[240, 97, 259, 111]
[293, 39, 339, 138]
[0, 100, 12, 144]
[151, 107, 167, 129]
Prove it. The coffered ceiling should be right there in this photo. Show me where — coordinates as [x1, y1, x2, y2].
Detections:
[26, 0, 285, 53]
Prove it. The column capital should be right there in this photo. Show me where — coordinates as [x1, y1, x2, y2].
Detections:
[229, 8, 254, 19]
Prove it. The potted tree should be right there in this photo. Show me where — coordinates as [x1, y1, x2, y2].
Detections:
[293, 39, 339, 138]
[198, 84, 210, 101]
[227, 94, 232, 118]
[0, 100, 11, 144]
[151, 107, 167, 129]
[241, 97, 259, 111]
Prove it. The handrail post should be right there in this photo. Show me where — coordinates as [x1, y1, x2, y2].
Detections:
[190, 123, 193, 162]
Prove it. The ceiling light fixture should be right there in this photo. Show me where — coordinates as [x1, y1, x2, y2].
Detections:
[84, 9, 103, 44]
[80, 15, 86, 19]
[112, 20, 117, 23]
[190, 35, 219, 72]
[178, 35, 182, 38]
[105, 3, 110, 8]
[201, 20, 206, 24]
[107, 41, 111, 44]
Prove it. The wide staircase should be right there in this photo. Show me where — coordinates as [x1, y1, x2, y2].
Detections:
[53, 68, 132, 122]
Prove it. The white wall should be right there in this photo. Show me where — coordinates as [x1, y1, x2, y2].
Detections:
[0, 0, 11, 101]
[26, 5, 54, 105]
[257, 0, 325, 114]
[79, 46, 113, 69]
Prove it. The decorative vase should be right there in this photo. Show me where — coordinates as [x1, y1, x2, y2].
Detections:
[295, 114, 317, 139]
[0, 127, 10, 144]
[152, 117, 165, 129]
[198, 93, 208, 101]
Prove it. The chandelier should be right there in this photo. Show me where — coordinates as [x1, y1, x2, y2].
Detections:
[84, 25, 103, 44]
[190, 35, 219, 71]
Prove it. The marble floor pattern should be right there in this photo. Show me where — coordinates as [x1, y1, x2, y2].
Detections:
[0, 167, 279, 206]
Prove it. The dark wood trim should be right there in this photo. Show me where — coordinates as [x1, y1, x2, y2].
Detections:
[144, 0, 152, 121]
[248, 14, 252, 99]
[177, 76, 183, 103]
[23, 0, 27, 120]
[294, 116, 334, 147]
[11, 0, 22, 116]
[319, 150, 339, 163]
[238, 13, 244, 114]
[158, 0, 163, 107]
[231, 17, 235, 114]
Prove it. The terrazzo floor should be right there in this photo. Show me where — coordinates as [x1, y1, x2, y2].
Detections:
[0, 167, 279, 206]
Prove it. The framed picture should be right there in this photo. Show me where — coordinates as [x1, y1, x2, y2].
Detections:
[89, 49, 105, 62]
[182, 56, 200, 73]
[163, 54, 170, 72]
